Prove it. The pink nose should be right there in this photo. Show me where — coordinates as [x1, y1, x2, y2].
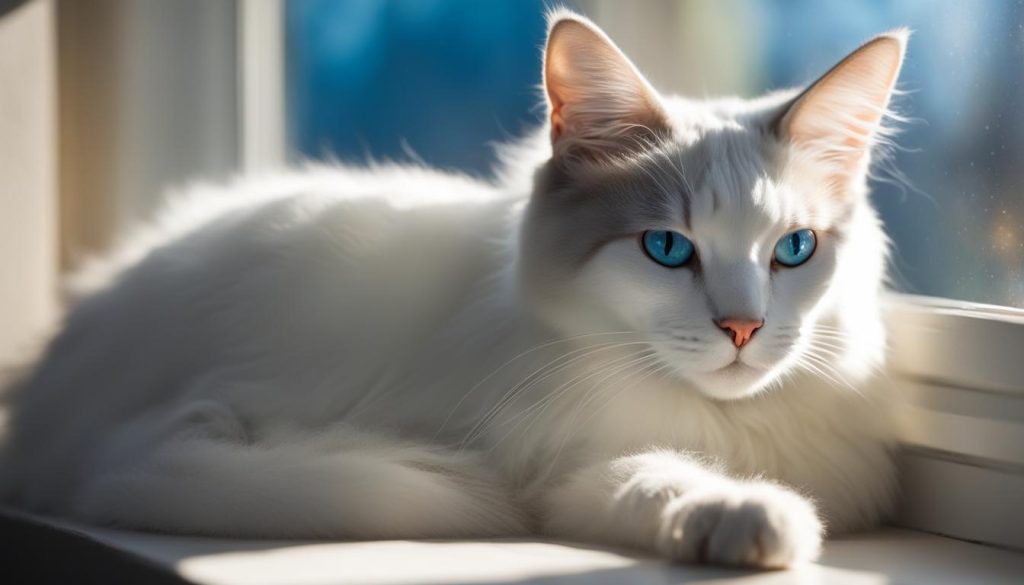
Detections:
[716, 318, 764, 348]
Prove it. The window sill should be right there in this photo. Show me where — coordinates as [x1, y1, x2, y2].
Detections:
[884, 293, 1024, 550]
[3, 510, 1022, 585]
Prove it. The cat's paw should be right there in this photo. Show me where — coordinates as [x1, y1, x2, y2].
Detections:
[655, 482, 822, 568]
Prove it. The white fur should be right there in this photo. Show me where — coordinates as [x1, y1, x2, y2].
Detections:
[0, 11, 906, 569]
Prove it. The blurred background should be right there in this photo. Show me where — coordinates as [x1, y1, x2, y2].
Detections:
[2, 0, 1023, 360]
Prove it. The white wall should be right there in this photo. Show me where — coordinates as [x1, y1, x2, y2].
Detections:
[0, 0, 58, 362]
[576, 0, 759, 97]
[57, 0, 239, 267]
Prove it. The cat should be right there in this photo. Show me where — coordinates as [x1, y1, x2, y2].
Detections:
[0, 10, 906, 569]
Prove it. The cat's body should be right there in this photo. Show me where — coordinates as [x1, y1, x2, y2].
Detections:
[0, 12, 907, 568]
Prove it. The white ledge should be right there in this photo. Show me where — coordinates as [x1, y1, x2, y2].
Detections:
[9, 511, 1023, 585]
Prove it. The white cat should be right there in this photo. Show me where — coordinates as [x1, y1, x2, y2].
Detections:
[0, 11, 906, 568]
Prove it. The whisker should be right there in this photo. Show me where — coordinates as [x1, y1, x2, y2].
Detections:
[573, 358, 672, 433]
[796, 353, 863, 397]
[556, 354, 662, 433]
[434, 331, 640, 439]
[482, 348, 656, 454]
[468, 344, 651, 448]
[541, 356, 667, 476]
[458, 340, 649, 446]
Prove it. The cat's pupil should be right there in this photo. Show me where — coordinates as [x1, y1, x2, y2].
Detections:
[790, 233, 801, 254]
[664, 232, 674, 255]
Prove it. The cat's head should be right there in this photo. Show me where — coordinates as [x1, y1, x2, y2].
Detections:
[518, 11, 905, 400]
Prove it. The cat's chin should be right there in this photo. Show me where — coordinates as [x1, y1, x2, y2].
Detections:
[687, 361, 774, 401]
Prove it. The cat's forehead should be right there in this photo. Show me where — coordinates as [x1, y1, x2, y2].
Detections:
[646, 97, 840, 232]
[633, 134, 780, 232]
[547, 95, 844, 248]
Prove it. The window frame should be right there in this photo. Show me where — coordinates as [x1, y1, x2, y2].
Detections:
[238, 0, 284, 173]
[884, 294, 1024, 549]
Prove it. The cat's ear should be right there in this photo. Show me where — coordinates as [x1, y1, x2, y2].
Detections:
[543, 12, 670, 162]
[777, 30, 908, 186]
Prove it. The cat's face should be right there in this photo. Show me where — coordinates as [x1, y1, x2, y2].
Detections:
[520, 13, 903, 400]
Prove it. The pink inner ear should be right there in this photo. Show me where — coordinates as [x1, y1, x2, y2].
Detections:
[543, 17, 669, 160]
[550, 121, 563, 143]
[549, 102, 565, 143]
[782, 33, 906, 179]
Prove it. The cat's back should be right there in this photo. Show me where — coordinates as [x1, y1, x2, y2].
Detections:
[68, 165, 518, 301]
[1, 164, 521, 507]
[66, 163, 518, 363]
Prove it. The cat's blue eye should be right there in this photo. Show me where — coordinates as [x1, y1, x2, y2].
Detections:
[642, 230, 695, 268]
[773, 229, 817, 267]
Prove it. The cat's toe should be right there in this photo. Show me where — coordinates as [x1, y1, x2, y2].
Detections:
[655, 482, 822, 569]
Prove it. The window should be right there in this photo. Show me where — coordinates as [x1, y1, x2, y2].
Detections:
[285, 0, 548, 176]
[741, 1, 1024, 311]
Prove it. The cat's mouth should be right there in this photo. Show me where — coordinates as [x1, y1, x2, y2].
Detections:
[716, 358, 759, 376]
[689, 357, 773, 400]
[652, 340, 774, 399]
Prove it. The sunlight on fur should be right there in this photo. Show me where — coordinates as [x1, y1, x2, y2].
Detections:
[0, 8, 909, 570]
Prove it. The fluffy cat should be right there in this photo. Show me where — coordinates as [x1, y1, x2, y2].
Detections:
[0, 11, 906, 568]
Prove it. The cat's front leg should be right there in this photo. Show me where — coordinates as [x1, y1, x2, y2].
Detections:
[540, 450, 822, 568]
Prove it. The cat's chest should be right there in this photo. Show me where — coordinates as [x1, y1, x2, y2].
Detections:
[526, 369, 881, 481]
